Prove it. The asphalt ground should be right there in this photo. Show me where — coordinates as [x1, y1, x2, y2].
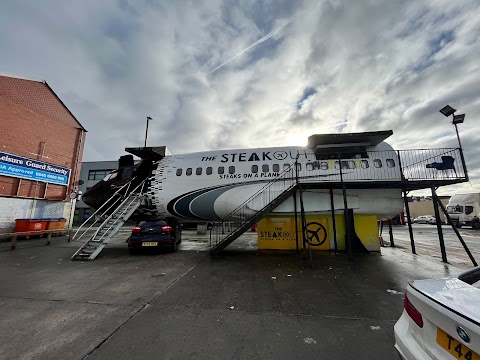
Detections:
[383, 223, 480, 269]
[0, 227, 469, 360]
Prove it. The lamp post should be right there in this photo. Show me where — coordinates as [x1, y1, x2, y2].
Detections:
[144, 116, 152, 148]
[439, 105, 468, 181]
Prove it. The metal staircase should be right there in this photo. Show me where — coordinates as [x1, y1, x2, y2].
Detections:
[210, 164, 299, 255]
[71, 179, 147, 260]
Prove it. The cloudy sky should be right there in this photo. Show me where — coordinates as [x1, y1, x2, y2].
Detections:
[1, 0, 479, 194]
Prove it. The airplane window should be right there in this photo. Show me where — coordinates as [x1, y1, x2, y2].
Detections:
[262, 164, 269, 173]
[176, 169, 182, 176]
[321, 162, 328, 170]
[186, 168, 192, 176]
[361, 160, 369, 169]
[196, 167, 202, 175]
[374, 159, 382, 168]
[306, 162, 314, 171]
[386, 159, 395, 168]
[218, 166, 224, 174]
[229, 166, 235, 174]
[206, 167, 212, 175]
[252, 165, 258, 173]
[348, 160, 355, 169]
[273, 164, 280, 172]
[283, 164, 290, 170]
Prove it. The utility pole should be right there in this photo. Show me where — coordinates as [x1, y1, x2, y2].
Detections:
[144, 116, 152, 147]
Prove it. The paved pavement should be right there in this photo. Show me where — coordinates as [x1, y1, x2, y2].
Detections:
[0, 228, 470, 360]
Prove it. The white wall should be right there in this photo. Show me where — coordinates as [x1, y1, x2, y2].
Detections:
[0, 197, 68, 233]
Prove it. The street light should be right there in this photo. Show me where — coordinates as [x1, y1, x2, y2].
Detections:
[144, 116, 152, 148]
[439, 105, 468, 180]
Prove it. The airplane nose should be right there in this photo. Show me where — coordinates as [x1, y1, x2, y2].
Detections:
[82, 181, 115, 210]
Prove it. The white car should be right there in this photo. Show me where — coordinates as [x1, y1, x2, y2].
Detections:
[394, 266, 480, 359]
[413, 215, 436, 224]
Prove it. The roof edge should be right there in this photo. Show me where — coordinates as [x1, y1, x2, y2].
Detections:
[0, 73, 87, 132]
[43, 81, 87, 132]
[0, 72, 45, 83]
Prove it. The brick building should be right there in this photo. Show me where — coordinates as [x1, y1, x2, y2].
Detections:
[0, 74, 86, 232]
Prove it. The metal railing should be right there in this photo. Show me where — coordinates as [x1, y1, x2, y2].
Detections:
[0, 229, 72, 250]
[208, 147, 466, 252]
[398, 148, 464, 181]
[72, 178, 146, 242]
[288, 148, 465, 184]
[209, 162, 297, 250]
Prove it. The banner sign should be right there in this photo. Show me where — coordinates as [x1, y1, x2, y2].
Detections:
[0, 151, 71, 186]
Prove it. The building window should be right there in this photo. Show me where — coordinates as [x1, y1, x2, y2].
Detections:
[252, 165, 258, 173]
[186, 168, 192, 176]
[196, 167, 202, 175]
[374, 159, 382, 168]
[262, 164, 269, 173]
[218, 166, 224, 175]
[229, 166, 235, 174]
[273, 164, 280, 172]
[176, 169, 182, 176]
[386, 159, 395, 168]
[88, 169, 114, 180]
[206, 167, 212, 175]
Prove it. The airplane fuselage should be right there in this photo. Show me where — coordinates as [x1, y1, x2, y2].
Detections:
[83, 141, 404, 223]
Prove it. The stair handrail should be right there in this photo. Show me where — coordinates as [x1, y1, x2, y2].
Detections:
[87, 178, 148, 242]
[92, 190, 145, 242]
[209, 162, 298, 251]
[219, 160, 298, 223]
[72, 177, 144, 241]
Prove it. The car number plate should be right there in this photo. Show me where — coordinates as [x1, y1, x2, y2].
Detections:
[142, 242, 158, 247]
[436, 328, 479, 360]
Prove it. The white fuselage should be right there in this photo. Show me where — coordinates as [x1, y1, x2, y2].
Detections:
[145, 142, 404, 221]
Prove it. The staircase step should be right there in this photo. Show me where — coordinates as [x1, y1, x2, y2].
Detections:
[71, 190, 143, 261]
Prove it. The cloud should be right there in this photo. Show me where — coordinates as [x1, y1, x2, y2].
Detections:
[1, 0, 479, 195]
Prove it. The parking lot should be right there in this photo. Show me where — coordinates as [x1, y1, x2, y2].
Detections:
[0, 227, 474, 359]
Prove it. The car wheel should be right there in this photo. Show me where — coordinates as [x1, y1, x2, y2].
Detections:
[472, 221, 480, 230]
[128, 248, 136, 255]
[454, 221, 462, 228]
[170, 241, 177, 253]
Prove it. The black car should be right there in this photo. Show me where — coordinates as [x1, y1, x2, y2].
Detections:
[127, 220, 181, 254]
